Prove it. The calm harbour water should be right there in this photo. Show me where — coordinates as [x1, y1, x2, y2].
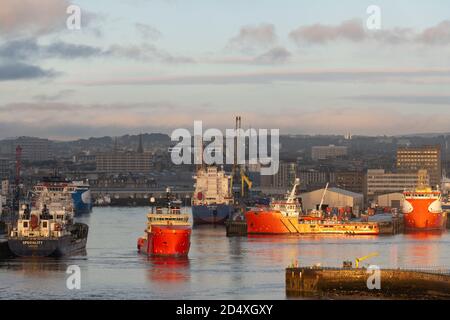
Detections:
[0, 207, 449, 300]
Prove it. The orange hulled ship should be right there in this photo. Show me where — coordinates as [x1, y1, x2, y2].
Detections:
[137, 190, 191, 257]
[245, 179, 379, 235]
[403, 186, 447, 232]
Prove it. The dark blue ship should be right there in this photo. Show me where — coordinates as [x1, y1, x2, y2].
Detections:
[192, 204, 234, 225]
[192, 166, 234, 225]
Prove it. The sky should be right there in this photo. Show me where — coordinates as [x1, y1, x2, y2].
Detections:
[0, 0, 450, 140]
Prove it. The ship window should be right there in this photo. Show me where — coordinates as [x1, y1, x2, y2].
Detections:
[23, 221, 28, 228]
[43, 222, 48, 228]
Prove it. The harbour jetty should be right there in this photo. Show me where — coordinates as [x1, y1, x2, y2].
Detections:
[92, 188, 192, 207]
[369, 214, 403, 235]
[286, 266, 450, 299]
[225, 219, 247, 236]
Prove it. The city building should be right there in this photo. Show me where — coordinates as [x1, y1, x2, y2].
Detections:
[3, 137, 52, 162]
[375, 192, 404, 209]
[335, 171, 364, 194]
[96, 151, 152, 174]
[311, 145, 348, 161]
[300, 187, 364, 213]
[298, 169, 335, 192]
[0, 158, 9, 179]
[96, 135, 152, 174]
[261, 161, 297, 194]
[73, 152, 96, 164]
[396, 145, 441, 187]
[364, 169, 429, 203]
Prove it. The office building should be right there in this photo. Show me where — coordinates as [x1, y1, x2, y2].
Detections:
[397, 145, 441, 187]
[311, 145, 348, 161]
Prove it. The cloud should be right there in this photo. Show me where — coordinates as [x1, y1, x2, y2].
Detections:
[45, 42, 104, 58]
[105, 44, 195, 63]
[290, 19, 365, 44]
[346, 95, 450, 105]
[208, 46, 291, 65]
[0, 0, 70, 37]
[0, 38, 103, 59]
[75, 68, 450, 86]
[289, 19, 450, 46]
[417, 20, 450, 45]
[0, 63, 58, 81]
[254, 47, 291, 64]
[227, 23, 277, 52]
[33, 89, 76, 102]
[135, 23, 162, 40]
[0, 38, 193, 63]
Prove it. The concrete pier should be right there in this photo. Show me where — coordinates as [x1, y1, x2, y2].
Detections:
[226, 220, 247, 236]
[286, 267, 450, 299]
[375, 216, 404, 235]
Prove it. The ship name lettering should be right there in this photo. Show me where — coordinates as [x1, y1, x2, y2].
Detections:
[22, 241, 43, 245]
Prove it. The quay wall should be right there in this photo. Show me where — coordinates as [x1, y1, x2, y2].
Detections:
[377, 217, 403, 235]
[286, 267, 450, 298]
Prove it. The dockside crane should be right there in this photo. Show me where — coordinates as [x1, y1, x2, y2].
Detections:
[231, 116, 253, 199]
[355, 252, 379, 268]
[343, 252, 379, 269]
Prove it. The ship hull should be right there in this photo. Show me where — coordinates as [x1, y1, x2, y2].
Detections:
[404, 199, 447, 231]
[7, 223, 88, 258]
[138, 225, 191, 257]
[192, 204, 233, 225]
[246, 210, 299, 234]
[245, 210, 379, 235]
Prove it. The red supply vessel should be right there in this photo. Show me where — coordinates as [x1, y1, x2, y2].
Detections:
[403, 186, 447, 232]
[245, 180, 379, 235]
[137, 190, 191, 257]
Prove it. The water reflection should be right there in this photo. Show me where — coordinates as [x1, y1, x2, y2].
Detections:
[145, 256, 190, 283]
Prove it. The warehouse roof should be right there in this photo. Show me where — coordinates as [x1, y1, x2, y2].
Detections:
[305, 187, 363, 198]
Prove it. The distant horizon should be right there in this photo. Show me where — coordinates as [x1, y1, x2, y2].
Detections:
[2, 130, 450, 143]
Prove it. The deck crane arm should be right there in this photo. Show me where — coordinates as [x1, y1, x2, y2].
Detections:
[318, 182, 329, 211]
[287, 178, 300, 202]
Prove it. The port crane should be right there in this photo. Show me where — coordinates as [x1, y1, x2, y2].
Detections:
[240, 168, 253, 198]
[344, 252, 379, 269]
[355, 252, 379, 268]
[231, 116, 253, 198]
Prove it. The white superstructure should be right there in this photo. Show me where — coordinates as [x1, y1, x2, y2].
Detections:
[192, 166, 234, 206]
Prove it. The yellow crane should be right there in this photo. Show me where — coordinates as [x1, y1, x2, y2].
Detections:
[355, 252, 379, 268]
[241, 169, 253, 197]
